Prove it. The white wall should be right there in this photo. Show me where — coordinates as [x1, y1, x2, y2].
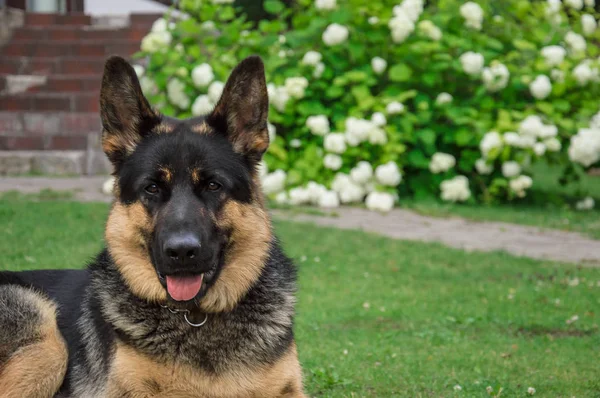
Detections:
[84, 0, 169, 15]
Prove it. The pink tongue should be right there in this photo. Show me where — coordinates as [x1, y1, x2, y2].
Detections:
[166, 275, 203, 301]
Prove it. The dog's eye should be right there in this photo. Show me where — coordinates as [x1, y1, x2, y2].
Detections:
[145, 184, 160, 195]
[207, 181, 221, 192]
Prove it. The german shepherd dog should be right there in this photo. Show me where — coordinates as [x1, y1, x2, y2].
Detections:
[0, 56, 306, 397]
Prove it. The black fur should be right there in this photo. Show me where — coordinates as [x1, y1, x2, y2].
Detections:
[0, 55, 300, 397]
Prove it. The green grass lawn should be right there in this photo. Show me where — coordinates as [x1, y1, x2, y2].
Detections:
[402, 163, 600, 239]
[1, 197, 599, 397]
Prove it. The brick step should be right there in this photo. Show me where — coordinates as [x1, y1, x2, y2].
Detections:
[11, 26, 150, 42]
[0, 93, 99, 112]
[0, 135, 89, 150]
[130, 13, 164, 25]
[2, 40, 140, 58]
[25, 13, 92, 26]
[0, 111, 100, 136]
[0, 57, 118, 75]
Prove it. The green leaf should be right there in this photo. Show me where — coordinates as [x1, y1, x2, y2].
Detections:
[263, 0, 285, 14]
[513, 39, 536, 51]
[418, 129, 436, 147]
[325, 85, 345, 99]
[297, 101, 327, 116]
[396, 90, 418, 103]
[389, 64, 413, 82]
[454, 129, 473, 146]
[407, 149, 430, 169]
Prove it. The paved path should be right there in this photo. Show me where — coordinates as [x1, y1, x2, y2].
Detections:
[2, 177, 599, 265]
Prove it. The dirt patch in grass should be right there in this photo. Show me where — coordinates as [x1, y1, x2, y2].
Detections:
[515, 326, 596, 338]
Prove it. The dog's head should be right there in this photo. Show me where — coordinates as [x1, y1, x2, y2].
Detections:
[101, 56, 272, 312]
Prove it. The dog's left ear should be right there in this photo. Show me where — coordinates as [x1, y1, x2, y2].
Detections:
[207, 56, 269, 164]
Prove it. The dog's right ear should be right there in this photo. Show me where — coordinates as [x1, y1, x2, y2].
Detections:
[100, 56, 160, 167]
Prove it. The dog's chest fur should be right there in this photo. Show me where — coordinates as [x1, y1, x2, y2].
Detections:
[70, 247, 301, 397]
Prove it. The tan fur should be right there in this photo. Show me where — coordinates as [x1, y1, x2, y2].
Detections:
[0, 294, 68, 398]
[107, 342, 306, 398]
[159, 166, 174, 184]
[102, 129, 140, 160]
[155, 122, 175, 134]
[105, 197, 272, 313]
[190, 168, 201, 185]
[105, 202, 167, 303]
[191, 122, 211, 134]
[200, 200, 272, 313]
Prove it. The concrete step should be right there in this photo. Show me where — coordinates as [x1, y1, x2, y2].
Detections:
[0, 111, 100, 136]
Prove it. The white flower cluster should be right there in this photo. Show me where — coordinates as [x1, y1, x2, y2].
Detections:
[191, 81, 224, 116]
[460, 52, 485, 76]
[429, 152, 456, 173]
[167, 78, 190, 109]
[375, 161, 403, 186]
[322, 23, 349, 46]
[365, 192, 395, 212]
[475, 159, 493, 175]
[529, 75, 552, 100]
[565, 31, 587, 53]
[497, 116, 560, 156]
[565, 0, 584, 9]
[331, 161, 401, 211]
[302, 51, 325, 77]
[509, 175, 533, 197]
[324, 133, 346, 153]
[460, 2, 484, 30]
[324, 154, 342, 170]
[479, 131, 503, 158]
[386, 101, 405, 115]
[575, 196, 595, 210]
[582, 14, 597, 36]
[344, 116, 388, 146]
[482, 62, 510, 92]
[440, 176, 471, 202]
[546, 0, 562, 24]
[262, 169, 287, 195]
[134, 66, 158, 96]
[274, 160, 400, 211]
[418, 20, 442, 41]
[267, 77, 309, 112]
[306, 115, 330, 136]
[502, 161, 521, 178]
[573, 60, 599, 86]
[388, 0, 424, 44]
[285, 77, 309, 99]
[569, 127, 600, 166]
[435, 92, 453, 106]
[541, 45, 566, 67]
[192, 63, 214, 88]
[315, 0, 336, 10]
[371, 57, 387, 74]
[141, 18, 173, 53]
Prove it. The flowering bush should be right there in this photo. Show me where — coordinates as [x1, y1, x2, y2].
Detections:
[136, 0, 600, 211]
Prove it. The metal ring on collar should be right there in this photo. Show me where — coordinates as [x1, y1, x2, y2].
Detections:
[184, 312, 208, 327]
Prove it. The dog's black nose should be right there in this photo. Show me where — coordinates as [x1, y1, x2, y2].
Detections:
[163, 234, 201, 264]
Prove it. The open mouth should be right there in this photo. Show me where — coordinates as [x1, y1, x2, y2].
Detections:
[160, 273, 205, 302]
